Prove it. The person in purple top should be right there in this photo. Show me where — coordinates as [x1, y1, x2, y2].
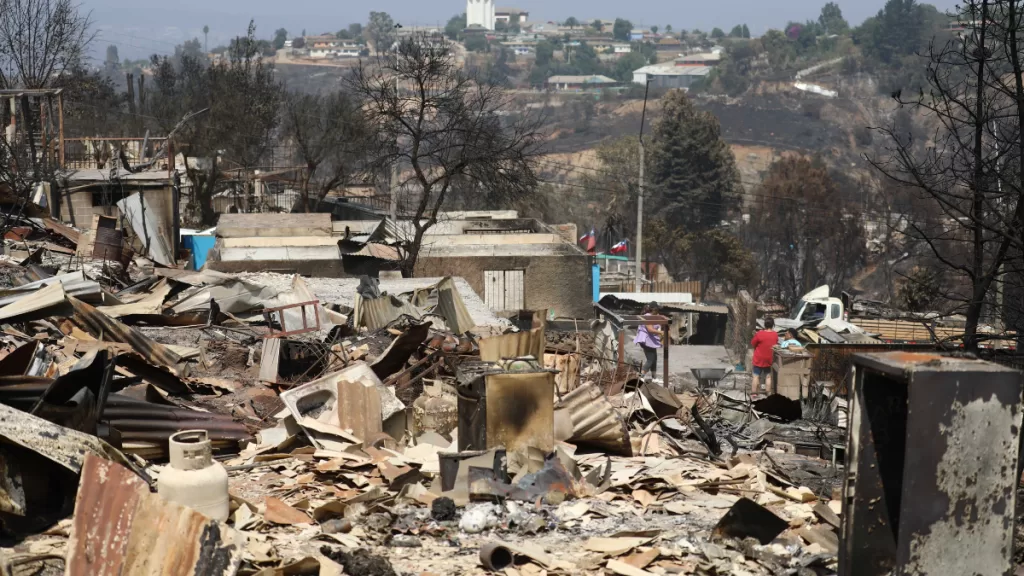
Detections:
[634, 303, 664, 381]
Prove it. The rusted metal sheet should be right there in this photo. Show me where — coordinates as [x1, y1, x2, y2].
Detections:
[543, 352, 580, 394]
[68, 296, 184, 374]
[67, 454, 243, 576]
[841, 352, 1023, 576]
[479, 327, 544, 362]
[42, 217, 80, 245]
[554, 383, 631, 457]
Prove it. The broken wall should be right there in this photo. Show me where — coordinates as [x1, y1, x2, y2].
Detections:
[415, 253, 593, 319]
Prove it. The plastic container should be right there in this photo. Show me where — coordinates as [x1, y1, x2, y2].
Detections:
[157, 430, 230, 522]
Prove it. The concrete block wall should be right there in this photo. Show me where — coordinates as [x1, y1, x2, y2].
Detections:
[415, 253, 594, 319]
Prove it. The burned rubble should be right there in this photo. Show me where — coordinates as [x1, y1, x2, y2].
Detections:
[0, 216, 1015, 576]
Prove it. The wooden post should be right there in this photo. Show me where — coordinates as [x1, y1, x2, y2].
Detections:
[663, 321, 670, 386]
[57, 92, 64, 169]
[617, 328, 625, 381]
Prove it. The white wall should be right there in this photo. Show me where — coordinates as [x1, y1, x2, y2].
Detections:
[467, 0, 494, 29]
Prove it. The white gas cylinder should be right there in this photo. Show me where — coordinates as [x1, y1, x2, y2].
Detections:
[157, 429, 230, 522]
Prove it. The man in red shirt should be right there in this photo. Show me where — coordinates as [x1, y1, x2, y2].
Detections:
[750, 318, 778, 397]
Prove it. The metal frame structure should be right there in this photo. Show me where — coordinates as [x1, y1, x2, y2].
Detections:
[262, 300, 321, 337]
[594, 302, 670, 385]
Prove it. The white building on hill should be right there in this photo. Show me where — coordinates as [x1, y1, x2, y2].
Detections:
[467, 0, 495, 30]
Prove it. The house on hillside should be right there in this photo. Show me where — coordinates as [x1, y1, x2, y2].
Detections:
[633, 63, 711, 89]
[547, 74, 618, 91]
[675, 52, 722, 67]
[495, 7, 529, 24]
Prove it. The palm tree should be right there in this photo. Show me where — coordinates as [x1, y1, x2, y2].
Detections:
[203, 25, 209, 52]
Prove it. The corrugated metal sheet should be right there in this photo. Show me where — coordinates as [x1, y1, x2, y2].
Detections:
[435, 277, 476, 334]
[479, 326, 545, 362]
[355, 294, 423, 331]
[554, 383, 632, 456]
[343, 243, 401, 261]
[0, 281, 68, 323]
[0, 271, 101, 307]
[543, 353, 581, 394]
[69, 296, 184, 374]
[117, 192, 175, 267]
[67, 454, 243, 576]
[0, 402, 137, 475]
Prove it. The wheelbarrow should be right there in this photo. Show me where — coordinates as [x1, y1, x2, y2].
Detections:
[691, 367, 732, 390]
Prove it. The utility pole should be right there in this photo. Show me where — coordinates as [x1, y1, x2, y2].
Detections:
[390, 163, 398, 222]
[635, 78, 652, 293]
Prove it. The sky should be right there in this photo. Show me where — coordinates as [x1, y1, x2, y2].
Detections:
[87, 0, 962, 60]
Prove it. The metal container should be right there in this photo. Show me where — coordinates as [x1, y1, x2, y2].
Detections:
[157, 430, 229, 521]
[840, 352, 1023, 576]
[457, 370, 554, 454]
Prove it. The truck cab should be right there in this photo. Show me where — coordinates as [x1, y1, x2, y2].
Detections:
[774, 285, 853, 331]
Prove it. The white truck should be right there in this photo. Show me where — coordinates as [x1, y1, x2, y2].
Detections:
[774, 285, 861, 332]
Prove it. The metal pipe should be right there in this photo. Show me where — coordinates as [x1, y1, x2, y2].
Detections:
[105, 419, 249, 433]
[101, 407, 237, 421]
[479, 542, 514, 571]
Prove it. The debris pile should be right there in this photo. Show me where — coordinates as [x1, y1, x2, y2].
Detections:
[0, 223, 847, 575]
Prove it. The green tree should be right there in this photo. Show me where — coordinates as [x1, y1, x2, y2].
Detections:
[728, 24, 743, 37]
[856, 0, 945, 65]
[535, 40, 554, 66]
[203, 25, 209, 52]
[613, 18, 633, 41]
[818, 2, 849, 35]
[649, 90, 740, 232]
[564, 16, 579, 28]
[464, 34, 488, 52]
[149, 21, 281, 225]
[665, 24, 672, 33]
[651, 25, 659, 34]
[591, 19, 603, 32]
[368, 11, 397, 53]
[445, 13, 467, 40]
[742, 24, 750, 38]
[613, 51, 647, 81]
[273, 28, 288, 49]
[349, 23, 363, 37]
[711, 27, 725, 39]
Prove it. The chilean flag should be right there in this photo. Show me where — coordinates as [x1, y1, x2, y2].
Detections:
[579, 228, 596, 252]
[610, 239, 629, 254]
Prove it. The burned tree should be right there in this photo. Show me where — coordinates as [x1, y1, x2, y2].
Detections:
[744, 156, 867, 303]
[0, 0, 92, 89]
[0, 0, 92, 206]
[870, 0, 1024, 349]
[149, 22, 281, 226]
[282, 90, 371, 212]
[348, 35, 544, 276]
